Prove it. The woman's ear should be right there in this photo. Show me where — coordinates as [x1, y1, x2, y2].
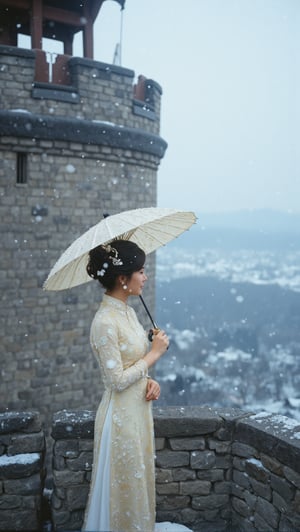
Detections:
[118, 274, 128, 286]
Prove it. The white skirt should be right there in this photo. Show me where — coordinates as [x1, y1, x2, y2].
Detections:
[83, 399, 192, 532]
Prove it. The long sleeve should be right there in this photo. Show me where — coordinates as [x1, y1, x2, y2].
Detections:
[90, 315, 148, 392]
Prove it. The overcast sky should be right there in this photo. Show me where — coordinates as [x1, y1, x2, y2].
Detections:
[87, 0, 299, 214]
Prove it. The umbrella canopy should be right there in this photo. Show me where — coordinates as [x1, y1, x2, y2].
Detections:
[44, 207, 197, 291]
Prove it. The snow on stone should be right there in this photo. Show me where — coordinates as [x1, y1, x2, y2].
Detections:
[10, 109, 31, 113]
[246, 458, 268, 470]
[251, 412, 270, 420]
[271, 414, 300, 430]
[0, 453, 40, 466]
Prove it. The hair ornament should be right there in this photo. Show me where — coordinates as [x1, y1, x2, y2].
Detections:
[101, 244, 123, 266]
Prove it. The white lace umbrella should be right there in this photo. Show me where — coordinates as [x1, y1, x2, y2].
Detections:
[43, 207, 197, 291]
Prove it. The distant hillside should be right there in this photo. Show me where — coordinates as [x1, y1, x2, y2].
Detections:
[156, 275, 300, 347]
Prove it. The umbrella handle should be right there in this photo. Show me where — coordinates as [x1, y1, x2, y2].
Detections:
[140, 296, 169, 349]
[148, 327, 160, 342]
[139, 295, 158, 329]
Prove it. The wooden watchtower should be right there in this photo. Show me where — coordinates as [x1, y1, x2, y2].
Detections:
[0, 0, 124, 58]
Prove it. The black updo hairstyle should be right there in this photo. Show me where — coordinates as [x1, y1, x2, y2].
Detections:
[86, 239, 146, 290]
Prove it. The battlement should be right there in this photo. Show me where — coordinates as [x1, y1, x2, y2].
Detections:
[1, 408, 299, 531]
[0, 45, 162, 134]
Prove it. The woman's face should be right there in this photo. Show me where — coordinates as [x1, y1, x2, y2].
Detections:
[127, 267, 147, 296]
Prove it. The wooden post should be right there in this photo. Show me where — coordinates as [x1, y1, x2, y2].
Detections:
[82, 3, 93, 59]
[31, 0, 43, 49]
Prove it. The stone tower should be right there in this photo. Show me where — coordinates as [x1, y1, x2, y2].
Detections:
[0, 0, 167, 423]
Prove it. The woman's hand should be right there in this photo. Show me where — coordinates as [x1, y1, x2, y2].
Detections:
[151, 329, 169, 356]
[145, 378, 161, 401]
[143, 329, 169, 370]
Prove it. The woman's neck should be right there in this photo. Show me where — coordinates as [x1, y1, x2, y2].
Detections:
[106, 287, 129, 303]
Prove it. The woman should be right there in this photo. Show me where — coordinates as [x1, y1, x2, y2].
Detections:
[83, 239, 169, 532]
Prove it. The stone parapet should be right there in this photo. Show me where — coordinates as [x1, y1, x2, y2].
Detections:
[50, 406, 300, 531]
[0, 411, 46, 532]
[232, 412, 300, 531]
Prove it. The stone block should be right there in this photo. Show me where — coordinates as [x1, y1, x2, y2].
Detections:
[156, 495, 190, 510]
[0, 411, 41, 435]
[283, 466, 300, 489]
[155, 468, 173, 483]
[0, 494, 21, 509]
[249, 476, 272, 501]
[156, 482, 179, 495]
[155, 438, 165, 451]
[270, 472, 295, 501]
[232, 442, 258, 458]
[52, 491, 63, 510]
[197, 469, 224, 482]
[173, 468, 196, 481]
[53, 455, 65, 470]
[156, 510, 188, 525]
[192, 494, 229, 510]
[169, 437, 205, 451]
[155, 450, 189, 468]
[51, 508, 71, 527]
[233, 470, 251, 490]
[67, 451, 93, 471]
[180, 507, 203, 525]
[231, 483, 246, 500]
[245, 457, 269, 483]
[233, 456, 246, 471]
[52, 411, 95, 440]
[279, 514, 300, 531]
[294, 489, 300, 513]
[0, 453, 41, 479]
[232, 515, 256, 532]
[215, 455, 231, 469]
[53, 469, 84, 487]
[214, 481, 232, 494]
[190, 450, 215, 470]
[0, 509, 39, 531]
[180, 480, 211, 496]
[208, 439, 231, 454]
[154, 406, 222, 437]
[8, 432, 45, 455]
[256, 496, 279, 528]
[66, 484, 89, 510]
[273, 490, 288, 513]
[244, 490, 257, 510]
[3, 472, 41, 494]
[232, 496, 252, 517]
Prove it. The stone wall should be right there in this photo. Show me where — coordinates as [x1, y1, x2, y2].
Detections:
[0, 44, 167, 430]
[231, 412, 300, 531]
[51, 406, 300, 532]
[0, 411, 45, 531]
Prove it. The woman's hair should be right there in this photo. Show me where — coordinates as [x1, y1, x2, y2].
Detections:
[86, 239, 146, 290]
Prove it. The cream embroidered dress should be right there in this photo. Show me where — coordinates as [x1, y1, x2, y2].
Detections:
[83, 294, 155, 532]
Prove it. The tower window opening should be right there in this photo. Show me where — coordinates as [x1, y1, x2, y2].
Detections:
[16, 153, 27, 184]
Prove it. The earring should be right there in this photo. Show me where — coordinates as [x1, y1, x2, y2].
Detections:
[123, 284, 128, 290]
